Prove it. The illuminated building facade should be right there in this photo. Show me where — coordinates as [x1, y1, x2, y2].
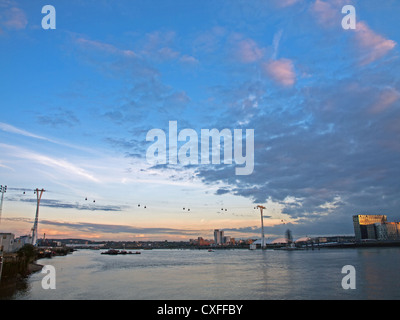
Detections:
[353, 215, 400, 241]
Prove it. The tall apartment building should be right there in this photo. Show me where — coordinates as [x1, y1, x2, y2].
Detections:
[214, 229, 224, 245]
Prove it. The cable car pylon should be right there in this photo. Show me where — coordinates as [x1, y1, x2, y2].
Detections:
[257, 205, 266, 249]
[31, 188, 45, 246]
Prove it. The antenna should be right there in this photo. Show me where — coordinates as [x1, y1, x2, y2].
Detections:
[31, 188, 45, 246]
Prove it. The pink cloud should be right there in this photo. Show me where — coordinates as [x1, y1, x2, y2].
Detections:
[263, 58, 296, 87]
[235, 39, 264, 63]
[355, 21, 396, 65]
[2, 7, 27, 30]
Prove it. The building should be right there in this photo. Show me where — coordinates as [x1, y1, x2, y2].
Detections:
[223, 236, 231, 244]
[353, 215, 400, 241]
[385, 222, 400, 240]
[0, 233, 15, 253]
[13, 235, 32, 251]
[197, 237, 212, 246]
[375, 222, 400, 240]
[214, 229, 224, 245]
[353, 215, 386, 241]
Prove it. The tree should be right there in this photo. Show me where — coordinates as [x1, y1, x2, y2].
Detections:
[17, 244, 37, 262]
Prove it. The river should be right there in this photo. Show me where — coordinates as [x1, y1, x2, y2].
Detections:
[3, 247, 400, 300]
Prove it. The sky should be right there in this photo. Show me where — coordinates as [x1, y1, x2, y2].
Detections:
[0, 0, 400, 241]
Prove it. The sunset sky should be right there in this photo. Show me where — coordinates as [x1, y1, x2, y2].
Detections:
[1, 0, 399, 241]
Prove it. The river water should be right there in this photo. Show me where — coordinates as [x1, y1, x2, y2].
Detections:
[3, 247, 400, 300]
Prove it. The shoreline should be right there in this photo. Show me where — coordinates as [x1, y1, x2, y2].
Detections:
[75, 240, 400, 251]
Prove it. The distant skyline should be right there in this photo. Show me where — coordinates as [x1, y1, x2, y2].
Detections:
[1, 0, 400, 241]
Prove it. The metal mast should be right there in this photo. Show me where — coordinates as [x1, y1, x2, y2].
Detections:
[0, 185, 6, 226]
[257, 205, 266, 249]
[0, 185, 6, 283]
[31, 188, 45, 246]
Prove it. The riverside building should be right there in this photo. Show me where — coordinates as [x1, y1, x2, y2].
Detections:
[353, 215, 400, 241]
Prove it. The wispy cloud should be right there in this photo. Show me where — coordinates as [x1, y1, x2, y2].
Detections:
[75, 37, 136, 58]
[271, 30, 283, 60]
[19, 198, 125, 212]
[0, 160, 13, 171]
[0, 143, 100, 183]
[0, 122, 95, 153]
[0, 122, 51, 141]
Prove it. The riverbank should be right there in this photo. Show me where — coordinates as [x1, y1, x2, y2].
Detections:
[0, 250, 43, 299]
[1, 245, 73, 283]
[0, 245, 74, 299]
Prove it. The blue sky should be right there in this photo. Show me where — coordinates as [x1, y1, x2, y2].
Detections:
[1, 0, 400, 241]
